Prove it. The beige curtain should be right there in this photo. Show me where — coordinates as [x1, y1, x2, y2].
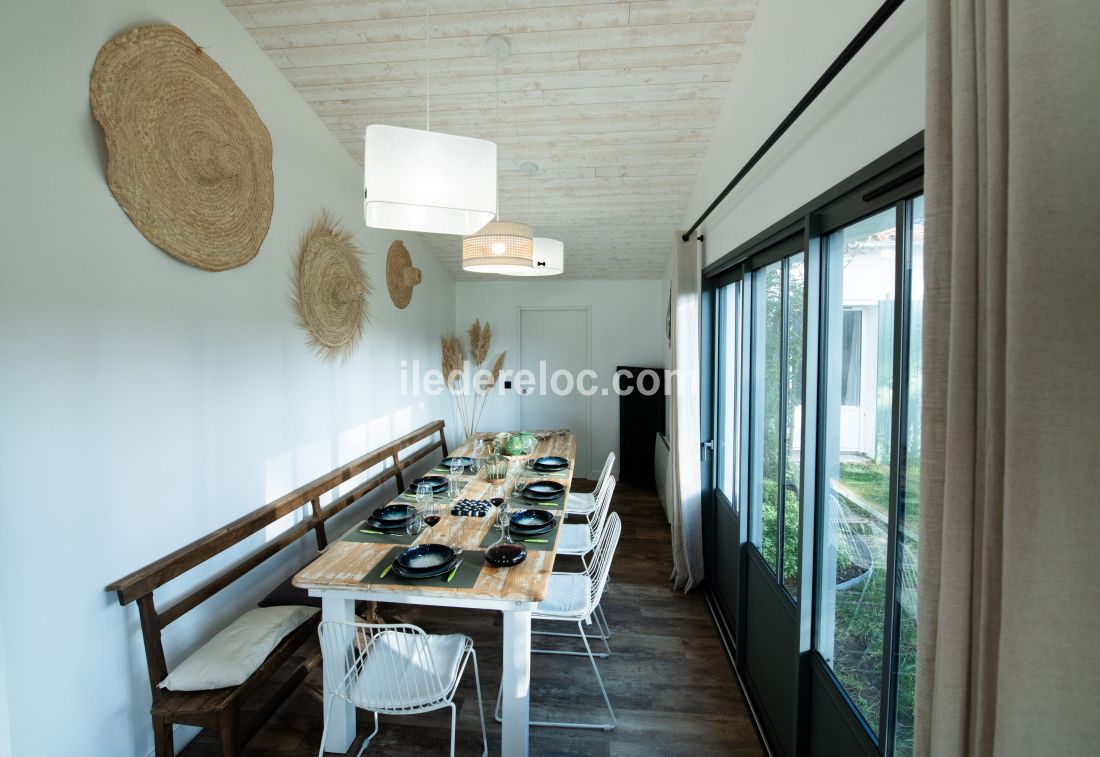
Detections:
[918, 1, 1100, 754]
[669, 231, 704, 590]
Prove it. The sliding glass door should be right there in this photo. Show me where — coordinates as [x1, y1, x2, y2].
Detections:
[811, 197, 924, 754]
[702, 138, 925, 757]
[710, 279, 745, 629]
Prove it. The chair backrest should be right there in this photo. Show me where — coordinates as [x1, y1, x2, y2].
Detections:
[585, 513, 622, 614]
[586, 474, 617, 543]
[592, 451, 616, 499]
[318, 620, 448, 713]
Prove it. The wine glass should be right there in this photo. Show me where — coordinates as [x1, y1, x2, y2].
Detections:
[490, 484, 507, 530]
[496, 498, 513, 533]
[514, 470, 528, 498]
[522, 434, 538, 458]
[422, 500, 442, 542]
[472, 438, 486, 459]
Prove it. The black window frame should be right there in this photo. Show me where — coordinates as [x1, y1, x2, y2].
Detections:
[702, 132, 925, 757]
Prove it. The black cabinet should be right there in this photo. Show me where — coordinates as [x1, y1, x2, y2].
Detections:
[615, 366, 665, 491]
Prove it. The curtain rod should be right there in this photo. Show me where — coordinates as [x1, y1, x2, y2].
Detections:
[682, 0, 907, 242]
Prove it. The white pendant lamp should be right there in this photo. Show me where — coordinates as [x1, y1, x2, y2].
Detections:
[511, 162, 563, 276]
[363, 3, 496, 236]
[512, 237, 564, 276]
[364, 126, 496, 235]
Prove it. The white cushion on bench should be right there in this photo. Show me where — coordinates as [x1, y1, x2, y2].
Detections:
[159, 605, 318, 692]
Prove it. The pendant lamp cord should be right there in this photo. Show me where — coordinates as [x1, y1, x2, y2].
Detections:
[425, 1, 431, 131]
[494, 53, 501, 216]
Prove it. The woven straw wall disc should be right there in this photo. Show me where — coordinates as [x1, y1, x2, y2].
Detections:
[90, 24, 273, 271]
[292, 212, 371, 360]
[385, 240, 422, 309]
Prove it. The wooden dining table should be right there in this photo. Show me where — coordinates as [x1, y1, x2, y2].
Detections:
[294, 430, 576, 757]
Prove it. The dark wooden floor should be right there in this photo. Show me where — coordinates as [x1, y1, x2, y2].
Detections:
[182, 481, 763, 756]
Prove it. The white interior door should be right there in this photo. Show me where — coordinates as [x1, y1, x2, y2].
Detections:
[518, 307, 590, 477]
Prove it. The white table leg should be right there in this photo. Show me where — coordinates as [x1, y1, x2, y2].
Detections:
[322, 595, 356, 753]
[501, 609, 532, 757]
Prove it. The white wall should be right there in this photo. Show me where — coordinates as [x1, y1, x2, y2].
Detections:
[0, 2, 455, 756]
[0, 604, 9, 757]
[683, 0, 927, 261]
[455, 281, 664, 479]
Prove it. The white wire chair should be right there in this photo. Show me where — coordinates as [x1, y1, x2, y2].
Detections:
[317, 621, 488, 757]
[564, 452, 615, 519]
[497, 512, 623, 731]
[539, 475, 617, 653]
[557, 474, 616, 564]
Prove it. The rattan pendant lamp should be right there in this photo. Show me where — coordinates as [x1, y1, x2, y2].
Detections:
[364, 2, 496, 236]
[462, 35, 535, 274]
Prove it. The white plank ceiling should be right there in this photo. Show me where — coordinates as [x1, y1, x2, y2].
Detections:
[224, 0, 759, 279]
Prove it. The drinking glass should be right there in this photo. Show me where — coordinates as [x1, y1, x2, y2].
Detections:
[416, 481, 434, 509]
[405, 508, 425, 539]
[470, 439, 485, 475]
[448, 459, 465, 497]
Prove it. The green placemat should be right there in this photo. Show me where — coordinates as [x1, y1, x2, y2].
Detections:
[480, 521, 560, 551]
[362, 548, 485, 589]
[340, 521, 418, 545]
[508, 492, 563, 509]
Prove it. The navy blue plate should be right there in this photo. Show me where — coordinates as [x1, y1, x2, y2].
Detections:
[396, 543, 457, 572]
[411, 475, 448, 492]
[531, 456, 568, 470]
[441, 456, 474, 469]
[508, 520, 555, 536]
[510, 509, 555, 529]
[524, 480, 565, 498]
[371, 504, 416, 523]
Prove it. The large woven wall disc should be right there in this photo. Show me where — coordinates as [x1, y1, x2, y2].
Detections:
[90, 24, 274, 271]
[292, 212, 371, 360]
[385, 240, 422, 309]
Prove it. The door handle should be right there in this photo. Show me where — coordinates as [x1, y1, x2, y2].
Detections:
[701, 439, 714, 461]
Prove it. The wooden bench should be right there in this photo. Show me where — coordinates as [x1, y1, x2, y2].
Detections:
[105, 420, 449, 756]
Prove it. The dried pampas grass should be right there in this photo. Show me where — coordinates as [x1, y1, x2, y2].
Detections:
[441, 334, 464, 389]
[442, 320, 507, 441]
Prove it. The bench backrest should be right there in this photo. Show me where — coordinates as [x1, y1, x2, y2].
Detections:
[105, 419, 448, 696]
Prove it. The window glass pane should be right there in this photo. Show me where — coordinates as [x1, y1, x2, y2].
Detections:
[841, 310, 862, 406]
[782, 254, 805, 597]
[815, 208, 896, 735]
[717, 282, 742, 509]
[753, 261, 783, 576]
[894, 195, 924, 757]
